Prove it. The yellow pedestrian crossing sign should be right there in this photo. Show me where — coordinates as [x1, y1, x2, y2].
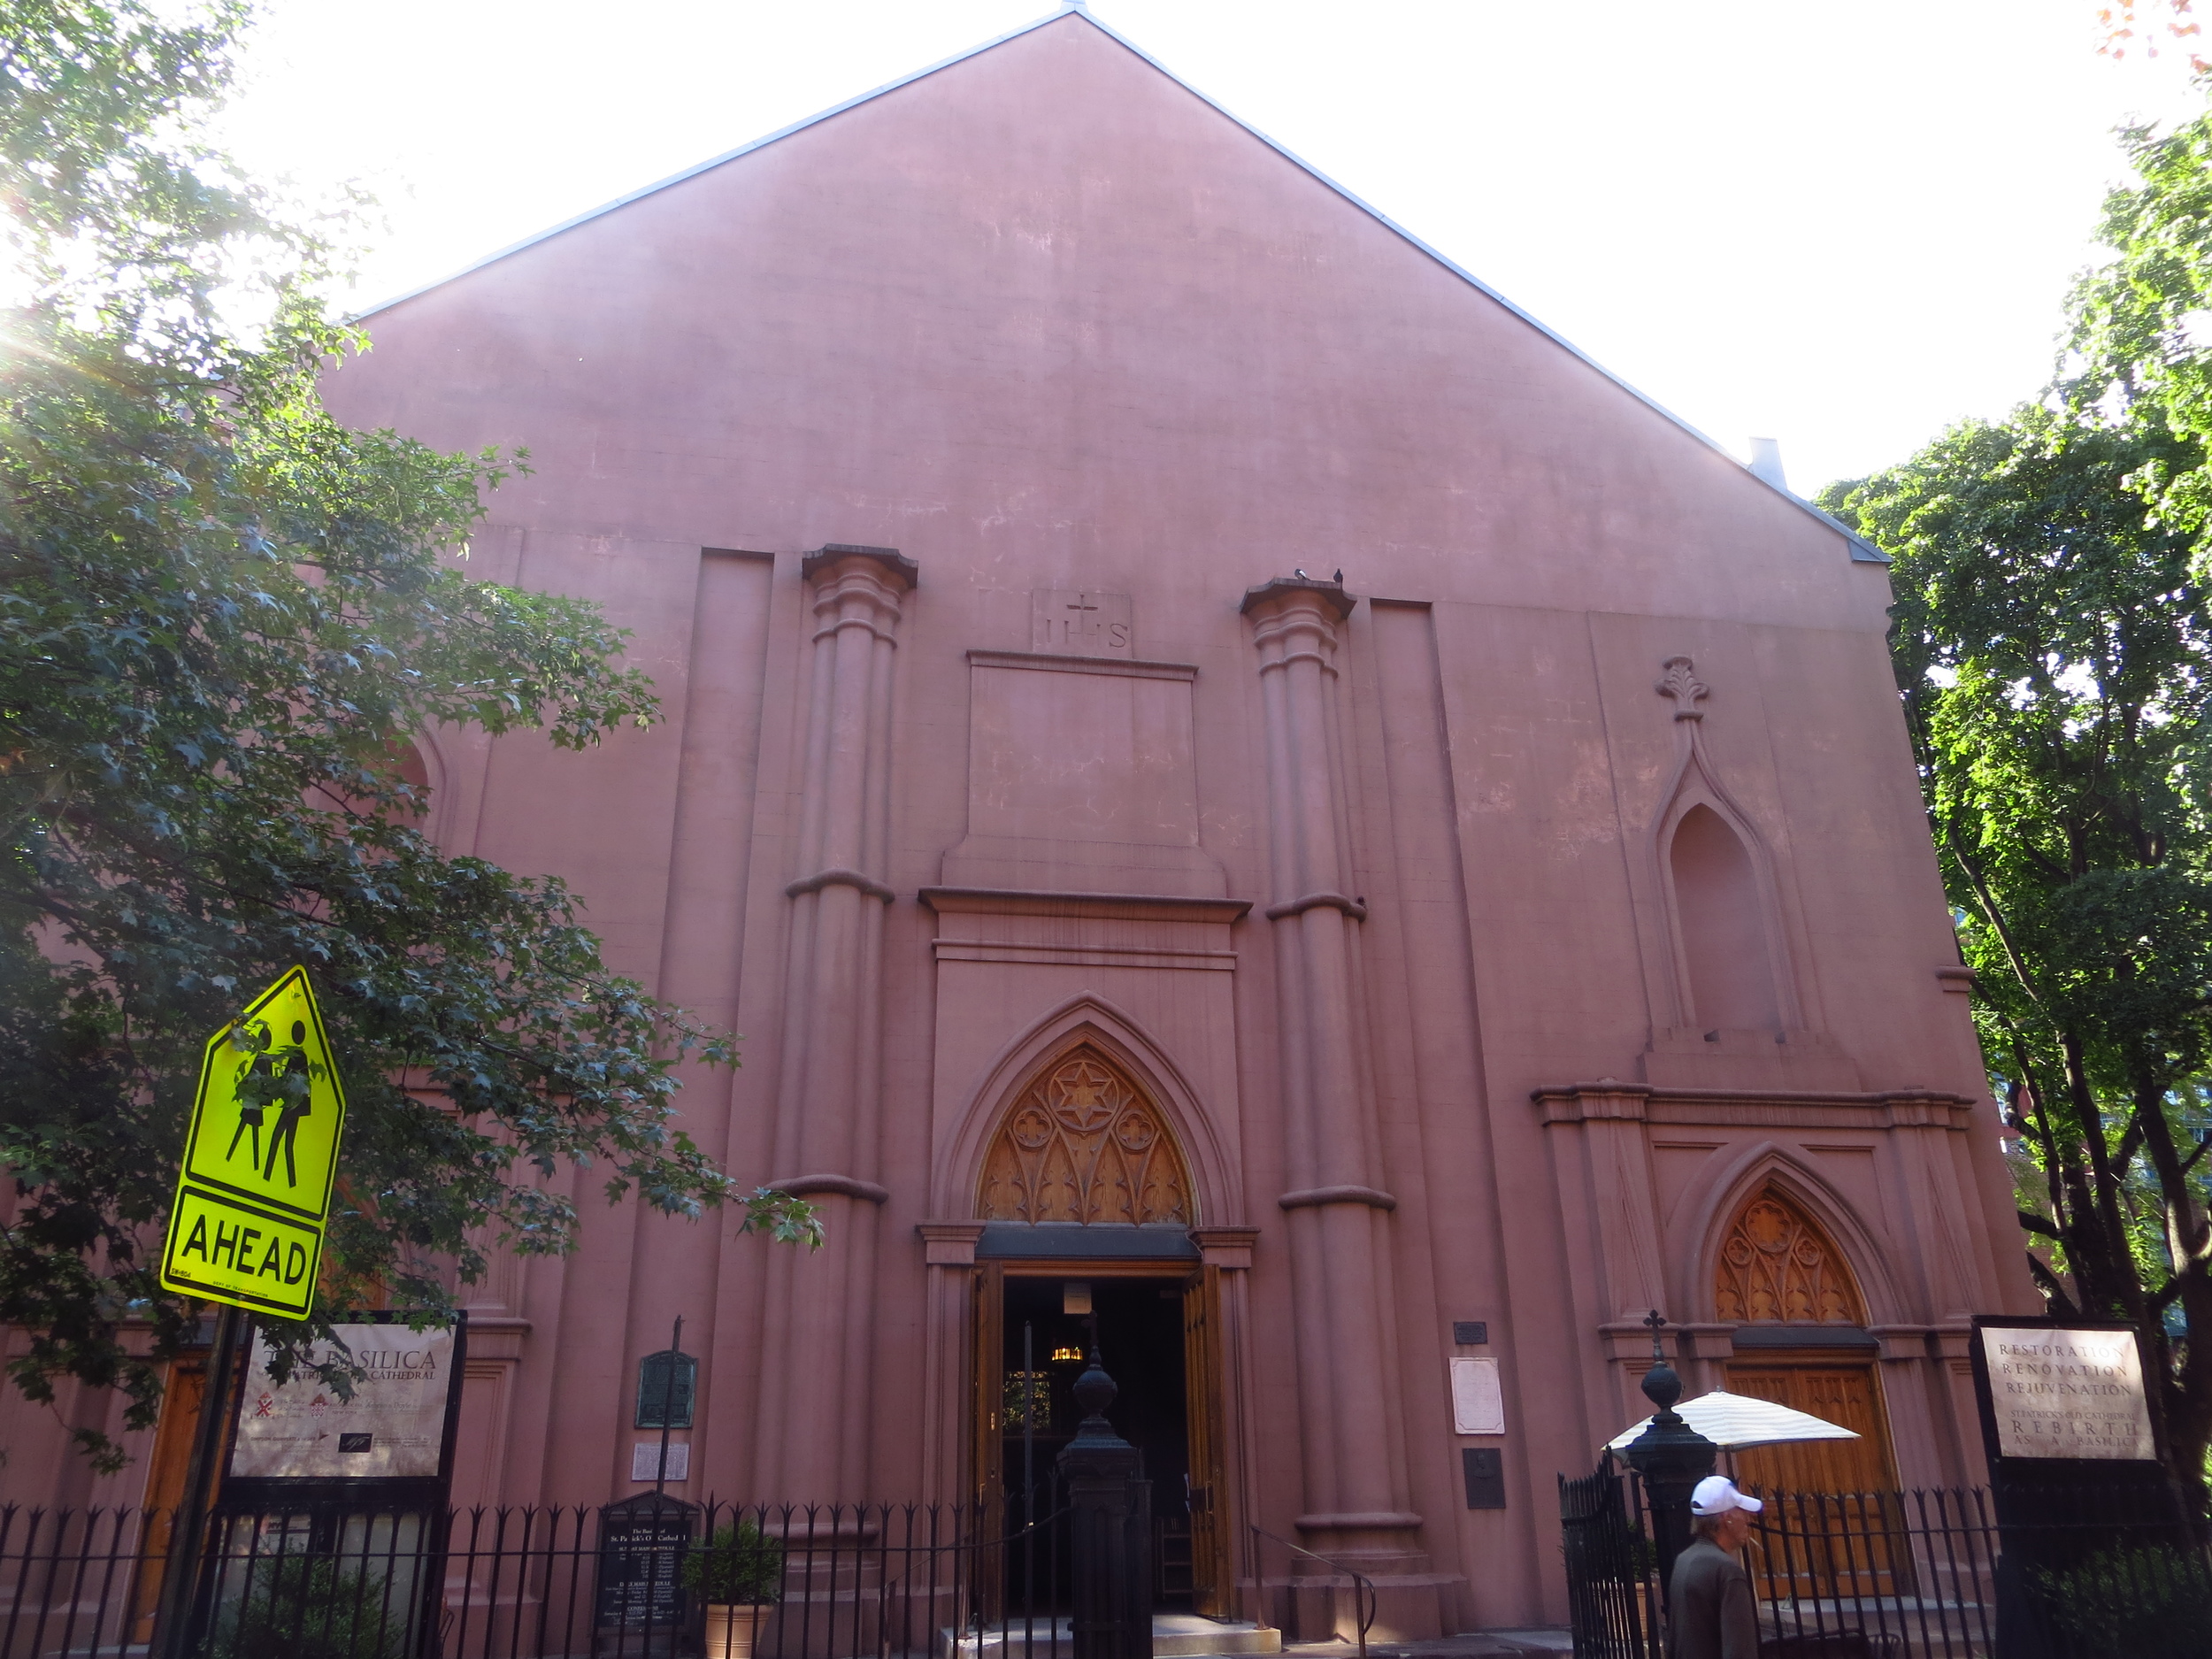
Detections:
[159, 967, 348, 1318]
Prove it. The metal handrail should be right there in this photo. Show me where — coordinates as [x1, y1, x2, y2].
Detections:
[1246, 1523, 1376, 1659]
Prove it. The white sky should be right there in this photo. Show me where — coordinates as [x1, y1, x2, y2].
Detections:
[212, 0, 2211, 494]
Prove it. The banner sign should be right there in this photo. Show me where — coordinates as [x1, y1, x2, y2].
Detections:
[1975, 1322, 2157, 1462]
[230, 1321, 459, 1480]
[158, 967, 348, 1317]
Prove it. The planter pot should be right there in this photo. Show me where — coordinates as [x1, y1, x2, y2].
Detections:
[704, 1601, 770, 1659]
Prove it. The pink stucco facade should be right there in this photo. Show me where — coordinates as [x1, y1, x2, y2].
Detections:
[5, 9, 2039, 1632]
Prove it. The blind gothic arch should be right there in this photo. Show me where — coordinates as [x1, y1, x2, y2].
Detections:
[976, 1042, 1197, 1225]
[1648, 655, 1801, 1033]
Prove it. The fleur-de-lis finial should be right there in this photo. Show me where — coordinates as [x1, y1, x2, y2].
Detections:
[1655, 657, 1707, 720]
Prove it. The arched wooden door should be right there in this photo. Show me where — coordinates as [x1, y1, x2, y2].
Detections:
[1715, 1187, 1906, 1595]
[967, 1043, 1232, 1615]
[1715, 1186, 1898, 1494]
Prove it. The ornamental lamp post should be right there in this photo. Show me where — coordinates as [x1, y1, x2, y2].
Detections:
[1619, 1310, 1718, 1602]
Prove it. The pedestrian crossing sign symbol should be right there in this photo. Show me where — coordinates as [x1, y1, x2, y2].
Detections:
[159, 967, 348, 1317]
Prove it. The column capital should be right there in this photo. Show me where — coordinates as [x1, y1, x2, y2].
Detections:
[1191, 1225, 1261, 1269]
[917, 1220, 987, 1265]
[1240, 574, 1355, 621]
[802, 543, 918, 591]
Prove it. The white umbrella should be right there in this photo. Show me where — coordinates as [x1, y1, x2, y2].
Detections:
[1607, 1390, 1861, 1453]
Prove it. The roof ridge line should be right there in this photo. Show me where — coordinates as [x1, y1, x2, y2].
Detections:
[346, 4, 1077, 323]
[1065, 10, 1886, 564]
[348, 2, 1886, 565]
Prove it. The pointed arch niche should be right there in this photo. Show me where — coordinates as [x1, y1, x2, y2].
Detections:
[1649, 657, 1800, 1034]
[1669, 803, 1779, 1030]
[976, 1043, 1196, 1226]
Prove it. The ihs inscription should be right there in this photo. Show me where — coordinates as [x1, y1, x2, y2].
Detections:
[1032, 590, 1133, 657]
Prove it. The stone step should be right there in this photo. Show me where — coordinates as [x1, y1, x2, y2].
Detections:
[941, 1615, 1284, 1659]
[1154, 1614, 1284, 1656]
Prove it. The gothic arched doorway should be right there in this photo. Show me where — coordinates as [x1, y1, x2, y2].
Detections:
[968, 1042, 1228, 1616]
[1715, 1185, 1900, 1497]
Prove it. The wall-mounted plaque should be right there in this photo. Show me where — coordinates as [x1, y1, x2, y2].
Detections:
[1448, 1356, 1505, 1435]
[230, 1319, 460, 1480]
[1462, 1448, 1506, 1509]
[1976, 1323, 2155, 1462]
[630, 1440, 691, 1482]
[635, 1348, 696, 1429]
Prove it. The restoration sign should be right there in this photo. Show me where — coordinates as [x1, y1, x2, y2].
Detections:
[157, 967, 347, 1317]
[231, 1322, 457, 1480]
[1978, 1324, 2157, 1462]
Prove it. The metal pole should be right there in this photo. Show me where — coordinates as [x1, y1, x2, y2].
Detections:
[151, 1302, 249, 1659]
[1024, 1320, 1035, 1640]
[649, 1315, 682, 1656]
[655, 1313, 682, 1500]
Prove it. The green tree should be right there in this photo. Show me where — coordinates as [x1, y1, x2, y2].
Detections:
[1822, 405, 2212, 1502]
[0, 0, 815, 1471]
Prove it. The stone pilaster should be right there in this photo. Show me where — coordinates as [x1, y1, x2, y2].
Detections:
[1241, 578, 1437, 1638]
[753, 545, 914, 1500]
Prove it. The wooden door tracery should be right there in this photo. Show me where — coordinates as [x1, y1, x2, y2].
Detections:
[977, 1045, 1194, 1226]
[1713, 1186, 1866, 1328]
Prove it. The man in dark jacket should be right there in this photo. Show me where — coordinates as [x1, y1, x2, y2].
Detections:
[1667, 1475, 1762, 1659]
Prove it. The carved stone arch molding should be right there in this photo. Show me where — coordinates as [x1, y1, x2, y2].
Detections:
[1648, 657, 1803, 1033]
[1677, 1141, 1909, 1329]
[932, 994, 1240, 1225]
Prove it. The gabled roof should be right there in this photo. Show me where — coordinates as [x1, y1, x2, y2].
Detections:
[354, 2, 1886, 564]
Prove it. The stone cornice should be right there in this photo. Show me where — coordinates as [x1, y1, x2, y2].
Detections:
[918, 887, 1251, 923]
[1532, 1080, 1978, 1132]
[966, 649, 1195, 681]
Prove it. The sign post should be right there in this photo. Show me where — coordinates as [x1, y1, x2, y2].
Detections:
[150, 967, 349, 1659]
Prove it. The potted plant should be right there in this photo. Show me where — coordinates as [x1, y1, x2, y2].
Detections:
[683, 1517, 784, 1659]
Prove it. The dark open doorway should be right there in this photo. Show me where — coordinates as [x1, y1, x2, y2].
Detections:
[998, 1272, 1192, 1610]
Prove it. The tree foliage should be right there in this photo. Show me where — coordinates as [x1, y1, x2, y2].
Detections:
[0, 0, 815, 1471]
[1817, 92, 2212, 1490]
[1822, 408, 2212, 1495]
[2099, 0, 2207, 72]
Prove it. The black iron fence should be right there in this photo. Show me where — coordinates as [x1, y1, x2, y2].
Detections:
[1560, 1457, 2212, 1659]
[0, 1490, 1086, 1659]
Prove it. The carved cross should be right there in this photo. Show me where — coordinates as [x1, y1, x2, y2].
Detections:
[1655, 656, 1708, 721]
[1066, 593, 1099, 617]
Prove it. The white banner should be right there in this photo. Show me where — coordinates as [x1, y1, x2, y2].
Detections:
[231, 1323, 456, 1479]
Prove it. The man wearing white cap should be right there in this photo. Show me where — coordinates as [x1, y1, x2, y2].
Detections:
[1666, 1476, 1763, 1659]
